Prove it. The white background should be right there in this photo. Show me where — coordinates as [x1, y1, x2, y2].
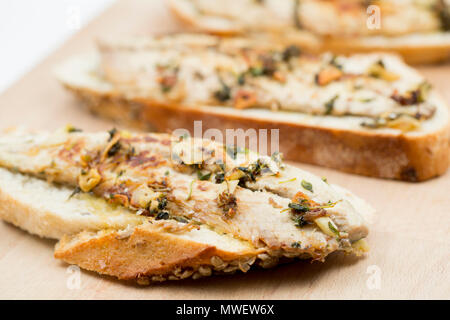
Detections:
[0, 0, 114, 94]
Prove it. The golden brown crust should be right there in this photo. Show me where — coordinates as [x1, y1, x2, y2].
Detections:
[55, 223, 259, 282]
[64, 84, 449, 182]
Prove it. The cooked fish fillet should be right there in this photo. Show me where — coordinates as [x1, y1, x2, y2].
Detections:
[95, 34, 437, 130]
[0, 127, 372, 262]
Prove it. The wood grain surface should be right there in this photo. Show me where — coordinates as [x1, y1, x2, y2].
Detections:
[0, 0, 449, 299]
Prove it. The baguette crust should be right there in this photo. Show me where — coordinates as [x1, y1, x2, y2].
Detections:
[65, 85, 450, 182]
[169, 0, 450, 64]
[55, 224, 259, 283]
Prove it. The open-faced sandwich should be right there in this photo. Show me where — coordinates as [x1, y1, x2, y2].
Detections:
[55, 34, 450, 181]
[0, 127, 372, 283]
[169, 0, 450, 64]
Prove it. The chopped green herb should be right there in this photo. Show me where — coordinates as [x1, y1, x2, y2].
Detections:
[249, 67, 264, 77]
[66, 126, 82, 133]
[329, 55, 343, 70]
[291, 241, 302, 248]
[328, 221, 340, 237]
[108, 128, 117, 141]
[237, 73, 246, 85]
[179, 133, 189, 141]
[225, 145, 248, 159]
[215, 172, 225, 184]
[417, 81, 432, 103]
[127, 146, 136, 158]
[197, 170, 212, 181]
[173, 216, 189, 223]
[68, 186, 81, 200]
[293, 215, 307, 227]
[214, 79, 231, 101]
[164, 170, 170, 176]
[310, 200, 340, 210]
[216, 161, 226, 172]
[186, 180, 195, 200]
[324, 95, 338, 115]
[438, 0, 450, 31]
[107, 141, 121, 157]
[321, 177, 328, 184]
[155, 211, 170, 220]
[301, 179, 313, 192]
[282, 45, 301, 62]
[288, 202, 309, 213]
[157, 196, 168, 211]
[376, 59, 385, 68]
[217, 191, 238, 218]
[225, 145, 238, 159]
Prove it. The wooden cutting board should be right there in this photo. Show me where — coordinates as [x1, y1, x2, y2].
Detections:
[0, 0, 449, 299]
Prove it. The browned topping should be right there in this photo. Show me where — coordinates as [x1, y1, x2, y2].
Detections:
[268, 197, 283, 209]
[156, 64, 179, 92]
[391, 82, 431, 106]
[101, 131, 121, 161]
[315, 66, 343, 86]
[217, 191, 237, 219]
[292, 191, 314, 206]
[258, 54, 277, 76]
[159, 75, 178, 92]
[288, 192, 328, 226]
[110, 193, 130, 207]
[59, 140, 84, 162]
[127, 151, 166, 168]
[272, 71, 286, 83]
[391, 89, 420, 106]
[78, 168, 102, 192]
[234, 90, 258, 109]
[282, 45, 301, 62]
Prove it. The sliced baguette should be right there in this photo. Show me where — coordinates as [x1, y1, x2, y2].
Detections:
[0, 127, 373, 283]
[169, 0, 450, 65]
[55, 49, 450, 182]
[309, 33, 450, 66]
[0, 167, 260, 282]
[0, 167, 144, 239]
[55, 224, 260, 283]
